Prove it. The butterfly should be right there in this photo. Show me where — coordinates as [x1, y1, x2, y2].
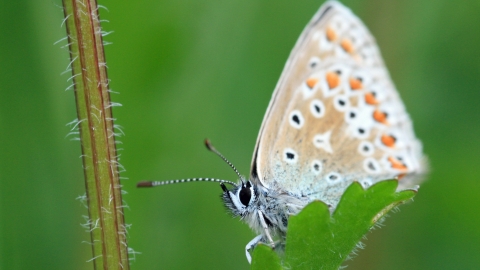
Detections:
[139, 0, 426, 264]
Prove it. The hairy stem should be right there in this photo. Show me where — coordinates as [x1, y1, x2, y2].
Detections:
[62, 0, 129, 268]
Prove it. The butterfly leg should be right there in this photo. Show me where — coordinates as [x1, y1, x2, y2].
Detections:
[257, 210, 275, 248]
[245, 211, 276, 263]
[245, 234, 263, 264]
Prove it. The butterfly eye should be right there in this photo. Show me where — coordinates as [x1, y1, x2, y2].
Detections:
[238, 182, 253, 206]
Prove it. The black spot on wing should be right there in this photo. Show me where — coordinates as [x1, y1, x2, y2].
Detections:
[292, 114, 300, 125]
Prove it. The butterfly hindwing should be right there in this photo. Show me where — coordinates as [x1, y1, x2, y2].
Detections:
[251, 1, 424, 206]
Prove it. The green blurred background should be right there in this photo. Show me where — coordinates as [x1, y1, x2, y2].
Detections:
[1, 0, 479, 269]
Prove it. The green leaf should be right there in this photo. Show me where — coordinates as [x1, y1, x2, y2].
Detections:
[251, 180, 416, 270]
[251, 244, 282, 270]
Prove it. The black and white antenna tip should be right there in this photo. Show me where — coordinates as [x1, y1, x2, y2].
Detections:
[204, 138, 215, 151]
[204, 138, 245, 183]
[137, 181, 154, 188]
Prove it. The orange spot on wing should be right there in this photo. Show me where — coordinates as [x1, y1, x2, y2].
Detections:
[326, 27, 337, 42]
[349, 77, 363, 90]
[381, 134, 396, 148]
[396, 174, 406, 180]
[388, 156, 408, 171]
[306, 78, 319, 89]
[326, 72, 340, 89]
[341, 39, 354, 53]
[373, 109, 388, 124]
[365, 92, 379, 105]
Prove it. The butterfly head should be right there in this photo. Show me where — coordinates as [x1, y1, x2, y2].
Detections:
[221, 180, 257, 216]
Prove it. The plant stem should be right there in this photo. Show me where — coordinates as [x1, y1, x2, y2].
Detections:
[62, 0, 129, 268]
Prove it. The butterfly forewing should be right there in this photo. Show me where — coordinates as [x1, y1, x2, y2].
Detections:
[251, 1, 424, 206]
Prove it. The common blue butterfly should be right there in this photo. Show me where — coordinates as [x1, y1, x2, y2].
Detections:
[138, 1, 425, 263]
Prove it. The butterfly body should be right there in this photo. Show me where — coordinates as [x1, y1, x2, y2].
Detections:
[219, 1, 425, 262]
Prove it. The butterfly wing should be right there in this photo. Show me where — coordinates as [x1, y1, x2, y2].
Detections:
[250, 1, 425, 206]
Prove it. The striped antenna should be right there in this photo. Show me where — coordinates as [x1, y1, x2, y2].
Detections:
[137, 178, 237, 188]
[204, 139, 245, 184]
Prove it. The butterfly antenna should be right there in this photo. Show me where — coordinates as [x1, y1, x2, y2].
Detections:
[204, 139, 245, 184]
[137, 178, 237, 188]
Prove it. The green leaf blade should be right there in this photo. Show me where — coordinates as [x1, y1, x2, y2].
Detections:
[251, 244, 282, 270]
[284, 201, 332, 269]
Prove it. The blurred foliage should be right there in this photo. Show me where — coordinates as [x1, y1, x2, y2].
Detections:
[0, 0, 479, 269]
